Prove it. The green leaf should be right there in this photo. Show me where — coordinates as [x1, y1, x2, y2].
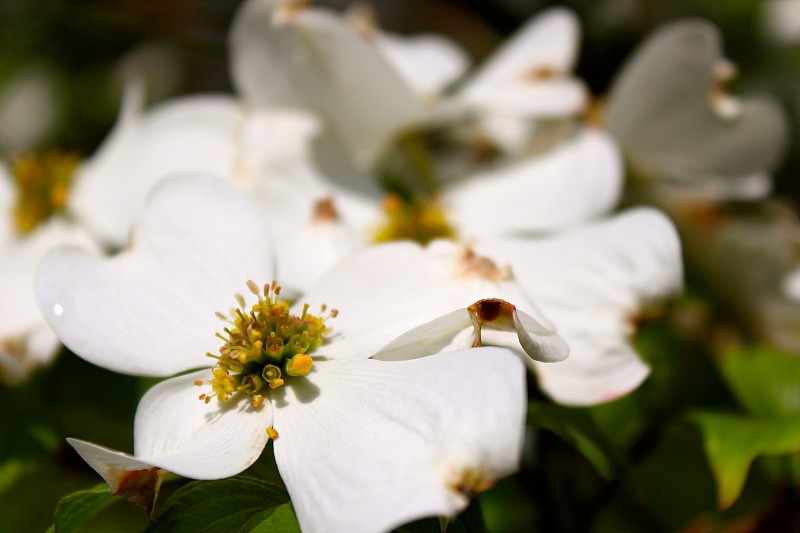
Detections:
[718, 344, 800, 417]
[245, 503, 300, 533]
[528, 402, 624, 479]
[146, 475, 291, 533]
[689, 411, 800, 509]
[52, 483, 117, 533]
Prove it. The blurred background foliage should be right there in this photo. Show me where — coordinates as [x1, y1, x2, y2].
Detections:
[4, 0, 800, 531]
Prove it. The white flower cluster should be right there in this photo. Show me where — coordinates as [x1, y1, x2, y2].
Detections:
[7, 0, 792, 531]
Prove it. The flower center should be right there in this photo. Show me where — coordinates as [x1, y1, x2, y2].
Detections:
[373, 193, 457, 245]
[11, 151, 79, 234]
[197, 280, 336, 408]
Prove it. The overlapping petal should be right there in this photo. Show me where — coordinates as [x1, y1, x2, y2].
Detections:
[34, 176, 274, 376]
[457, 7, 586, 117]
[273, 348, 525, 533]
[230, 0, 424, 164]
[446, 128, 623, 239]
[299, 240, 566, 363]
[476, 208, 683, 404]
[70, 93, 244, 246]
[373, 31, 470, 100]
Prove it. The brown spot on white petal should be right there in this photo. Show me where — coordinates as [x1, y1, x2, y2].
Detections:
[446, 466, 495, 500]
[525, 65, 559, 81]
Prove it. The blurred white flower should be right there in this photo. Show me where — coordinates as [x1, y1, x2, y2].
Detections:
[606, 19, 788, 200]
[764, 0, 800, 44]
[229, 0, 587, 168]
[35, 176, 569, 532]
[0, 160, 96, 384]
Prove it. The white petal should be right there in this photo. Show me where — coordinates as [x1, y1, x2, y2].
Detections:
[274, 216, 364, 295]
[783, 267, 800, 303]
[71, 95, 244, 246]
[0, 162, 14, 245]
[0, 219, 96, 340]
[300, 240, 564, 362]
[374, 31, 470, 100]
[133, 370, 273, 479]
[35, 176, 274, 376]
[477, 208, 682, 405]
[372, 305, 568, 364]
[273, 349, 525, 533]
[230, 0, 424, 164]
[459, 7, 580, 111]
[67, 439, 160, 489]
[446, 128, 623, 239]
[606, 19, 788, 187]
[460, 78, 587, 117]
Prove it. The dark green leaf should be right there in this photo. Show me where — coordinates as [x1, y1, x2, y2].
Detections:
[528, 402, 624, 479]
[146, 475, 290, 533]
[689, 411, 800, 509]
[53, 483, 117, 533]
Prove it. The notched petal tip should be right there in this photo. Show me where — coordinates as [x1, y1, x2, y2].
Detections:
[67, 438, 166, 518]
[468, 298, 568, 363]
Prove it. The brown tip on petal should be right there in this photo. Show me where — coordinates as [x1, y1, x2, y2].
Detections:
[467, 298, 518, 348]
[457, 249, 511, 282]
[113, 467, 166, 520]
[525, 64, 559, 81]
[272, 0, 309, 26]
[312, 196, 339, 223]
[346, 2, 378, 41]
[468, 298, 516, 326]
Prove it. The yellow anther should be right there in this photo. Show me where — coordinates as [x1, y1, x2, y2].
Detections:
[268, 378, 285, 390]
[285, 354, 313, 377]
[251, 395, 265, 409]
[266, 427, 279, 440]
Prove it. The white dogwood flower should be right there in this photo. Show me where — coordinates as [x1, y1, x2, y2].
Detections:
[248, 126, 684, 405]
[36, 175, 567, 532]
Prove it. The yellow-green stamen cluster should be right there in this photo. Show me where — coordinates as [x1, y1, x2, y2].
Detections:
[373, 193, 456, 245]
[197, 280, 336, 408]
[11, 151, 79, 234]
